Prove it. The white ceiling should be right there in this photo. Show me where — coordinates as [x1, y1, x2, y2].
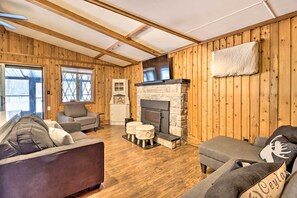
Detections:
[0, 0, 297, 66]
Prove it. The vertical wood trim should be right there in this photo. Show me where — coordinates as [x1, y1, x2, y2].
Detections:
[250, 27, 261, 142]
[219, 39, 227, 137]
[278, 19, 291, 126]
[292, 17, 297, 125]
[259, 25, 271, 137]
[241, 31, 251, 141]
[233, 33, 242, 140]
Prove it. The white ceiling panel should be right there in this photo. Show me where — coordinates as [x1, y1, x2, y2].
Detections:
[113, 44, 155, 61]
[104, 0, 260, 33]
[268, 0, 297, 16]
[0, 0, 118, 48]
[7, 22, 99, 57]
[100, 55, 130, 66]
[188, 3, 272, 40]
[48, 0, 142, 35]
[134, 28, 193, 53]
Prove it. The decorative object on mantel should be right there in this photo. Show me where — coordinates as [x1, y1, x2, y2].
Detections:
[110, 79, 130, 125]
[211, 41, 259, 77]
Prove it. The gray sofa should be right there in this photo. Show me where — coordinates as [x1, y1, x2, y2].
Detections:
[183, 136, 297, 197]
[0, 122, 104, 198]
[58, 104, 100, 131]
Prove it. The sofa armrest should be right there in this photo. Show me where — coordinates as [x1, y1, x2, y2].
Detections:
[57, 112, 74, 123]
[87, 111, 100, 127]
[0, 139, 104, 198]
[60, 122, 81, 133]
[253, 137, 268, 148]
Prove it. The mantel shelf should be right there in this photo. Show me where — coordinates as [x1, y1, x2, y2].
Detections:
[135, 79, 190, 87]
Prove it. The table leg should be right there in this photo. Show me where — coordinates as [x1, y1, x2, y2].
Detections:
[150, 139, 153, 146]
[142, 140, 145, 148]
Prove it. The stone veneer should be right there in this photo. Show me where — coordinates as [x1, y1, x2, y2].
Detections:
[136, 83, 189, 149]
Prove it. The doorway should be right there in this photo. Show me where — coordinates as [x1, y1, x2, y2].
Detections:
[3, 65, 44, 119]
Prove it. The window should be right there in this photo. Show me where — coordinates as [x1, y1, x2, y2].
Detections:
[61, 67, 94, 103]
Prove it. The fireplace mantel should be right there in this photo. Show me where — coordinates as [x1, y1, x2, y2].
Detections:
[135, 79, 190, 87]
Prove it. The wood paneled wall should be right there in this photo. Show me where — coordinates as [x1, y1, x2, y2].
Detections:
[0, 31, 124, 121]
[125, 16, 297, 145]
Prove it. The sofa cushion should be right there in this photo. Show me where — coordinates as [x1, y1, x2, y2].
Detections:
[0, 143, 19, 160]
[182, 159, 237, 198]
[205, 162, 286, 198]
[199, 136, 263, 164]
[260, 134, 297, 172]
[7, 115, 55, 154]
[70, 132, 88, 141]
[64, 104, 87, 118]
[281, 171, 297, 197]
[49, 127, 75, 146]
[74, 117, 96, 126]
[292, 157, 297, 173]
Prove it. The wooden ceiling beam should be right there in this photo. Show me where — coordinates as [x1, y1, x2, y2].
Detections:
[94, 24, 150, 59]
[84, 0, 199, 43]
[26, 0, 162, 56]
[5, 19, 139, 64]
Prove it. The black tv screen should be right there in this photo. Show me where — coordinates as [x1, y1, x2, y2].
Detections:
[142, 54, 172, 82]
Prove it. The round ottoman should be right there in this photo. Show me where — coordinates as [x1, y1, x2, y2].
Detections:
[136, 124, 155, 148]
[126, 121, 143, 142]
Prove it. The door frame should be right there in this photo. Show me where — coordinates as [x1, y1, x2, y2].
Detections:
[1, 63, 48, 119]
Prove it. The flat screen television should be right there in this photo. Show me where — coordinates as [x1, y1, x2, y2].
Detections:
[142, 54, 173, 82]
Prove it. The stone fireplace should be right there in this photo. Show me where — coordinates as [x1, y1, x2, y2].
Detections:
[136, 79, 189, 149]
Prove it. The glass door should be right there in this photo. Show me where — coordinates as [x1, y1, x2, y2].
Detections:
[4, 65, 44, 118]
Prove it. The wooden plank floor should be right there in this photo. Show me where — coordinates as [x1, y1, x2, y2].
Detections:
[79, 125, 210, 198]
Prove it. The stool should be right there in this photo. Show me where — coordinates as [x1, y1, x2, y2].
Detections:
[126, 121, 143, 142]
[136, 124, 155, 148]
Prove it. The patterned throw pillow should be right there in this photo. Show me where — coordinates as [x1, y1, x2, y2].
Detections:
[205, 162, 287, 198]
[240, 162, 286, 198]
[260, 134, 297, 172]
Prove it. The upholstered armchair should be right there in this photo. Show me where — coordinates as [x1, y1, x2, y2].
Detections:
[58, 104, 100, 131]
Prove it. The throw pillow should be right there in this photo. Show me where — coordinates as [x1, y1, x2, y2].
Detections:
[266, 126, 297, 144]
[44, 120, 63, 129]
[205, 162, 286, 198]
[48, 127, 75, 146]
[0, 114, 21, 143]
[229, 159, 258, 171]
[260, 134, 297, 172]
[8, 115, 55, 154]
[240, 162, 286, 198]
